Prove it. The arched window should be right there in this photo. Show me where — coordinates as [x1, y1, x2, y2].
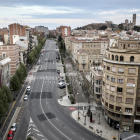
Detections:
[115, 55, 118, 61]
[112, 55, 114, 60]
[120, 56, 124, 61]
[130, 56, 134, 62]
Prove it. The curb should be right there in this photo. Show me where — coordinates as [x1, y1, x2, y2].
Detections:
[70, 111, 108, 140]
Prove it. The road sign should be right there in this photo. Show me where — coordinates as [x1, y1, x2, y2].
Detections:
[69, 107, 76, 110]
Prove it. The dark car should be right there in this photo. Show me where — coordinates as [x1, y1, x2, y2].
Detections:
[7, 130, 14, 140]
[57, 69, 60, 74]
[26, 90, 30, 95]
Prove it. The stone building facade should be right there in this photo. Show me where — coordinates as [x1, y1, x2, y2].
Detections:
[102, 39, 140, 133]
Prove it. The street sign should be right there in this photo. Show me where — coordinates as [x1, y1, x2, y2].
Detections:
[69, 107, 76, 110]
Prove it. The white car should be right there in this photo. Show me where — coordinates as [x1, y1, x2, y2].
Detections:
[24, 95, 28, 101]
[11, 123, 17, 132]
[27, 86, 30, 91]
[58, 82, 66, 89]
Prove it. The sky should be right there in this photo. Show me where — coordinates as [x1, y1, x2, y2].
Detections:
[0, 0, 140, 29]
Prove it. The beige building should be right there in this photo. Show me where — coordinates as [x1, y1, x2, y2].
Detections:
[0, 57, 11, 87]
[0, 44, 19, 76]
[102, 39, 140, 133]
[90, 65, 103, 104]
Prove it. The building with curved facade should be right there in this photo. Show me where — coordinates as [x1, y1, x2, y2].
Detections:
[102, 39, 140, 133]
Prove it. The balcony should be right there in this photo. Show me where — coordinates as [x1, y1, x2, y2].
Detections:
[81, 62, 86, 65]
[136, 111, 140, 116]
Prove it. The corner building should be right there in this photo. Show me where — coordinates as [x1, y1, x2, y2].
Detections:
[102, 39, 140, 133]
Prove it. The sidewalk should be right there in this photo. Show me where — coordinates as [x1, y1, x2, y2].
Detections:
[71, 110, 118, 140]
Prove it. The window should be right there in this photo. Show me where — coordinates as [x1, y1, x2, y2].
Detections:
[126, 98, 133, 104]
[106, 93, 109, 99]
[117, 87, 123, 92]
[124, 116, 130, 119]
[111, 77, 115, 82]
[91, 51, 92, 53]
[97, 50, 98, 53]
[103, 81, 105, 85]
[130, 56, 134, 62]
[3, 54, 5, 58]
[115, 55, 118, 61]
[127, 79, 135, 84]
[105, 102, 108, 107]
[96, 95, 100, 99]
[94, 45, 95, 47]
[116, 97, 122, 103]
[104, 65, 106, 68]
[118, 78, 123, 83]
[107, 75, 109, 80]
[99, 80, 101, 85]
[112, 55, 114, 60]
[111, 86, 115, 91]
[109, 104, 114, 110]
[96, 80, 98, 84]
[96, 87, 98, 92]
[94, 50, 95, 53]
[107, 66, 110, 70]
[120, 56, 124, 61]
[106, 84, 109, 89]
[135, 44, 137, 47]
[116, 106, 121, 111]
[111, 67, 116, 72]
[84, 45, 86, 48]
[125, 108, 132, 113]
[127, 89, 134, 94]
[128, 44, 130, 47]
[123, 126, 130, 132]
[93, 75, 94, 80]
[91, 45, 92, 47]
[118, 67, 124, 73]
[128, 68, 136, 74]
[110, 95, 114, 101]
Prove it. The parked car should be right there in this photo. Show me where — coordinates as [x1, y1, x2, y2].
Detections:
[58, 82, 66, 89]
[45, 59, 48, 62]
[57, 68, 60, 74]
[41, 53, 43, 57]
[24, 95, 28, 101]
[26, 90, 30, 95]
[59, 79, 65, 83]
[11, 123, 17, 132]
[7, 130, 14, 140]
[27, 86, 30, 91]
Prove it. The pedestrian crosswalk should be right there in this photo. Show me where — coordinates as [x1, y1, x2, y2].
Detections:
[35, 76, 58, 80]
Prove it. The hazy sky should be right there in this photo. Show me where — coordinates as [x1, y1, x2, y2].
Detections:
[0, 0, 140, 29]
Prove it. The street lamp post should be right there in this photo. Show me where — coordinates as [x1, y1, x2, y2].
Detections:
[118, 109, 121, 140]
[77, 93, 79, 121]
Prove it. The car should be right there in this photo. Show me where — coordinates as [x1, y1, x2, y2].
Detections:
[41, 53, 43, 57]
[45, 59, 48, 62]
[11, 123, 17, 132]
[27, 86, 30, 91]
[59, 79, 65, 83]
[26, 90, 30, 95]
[58, 82, 66, 89]
[7, 130, 14, 140]
[24, 95, 28, 101]
[57, 68, 60, 74]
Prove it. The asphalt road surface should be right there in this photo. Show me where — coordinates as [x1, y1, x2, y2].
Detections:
[14, 40, 105, 140]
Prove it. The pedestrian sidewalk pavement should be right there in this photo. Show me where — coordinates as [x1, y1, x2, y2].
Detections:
[71, 110, 118, 140]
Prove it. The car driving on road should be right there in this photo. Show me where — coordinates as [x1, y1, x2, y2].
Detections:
[24, 95, 28, 101]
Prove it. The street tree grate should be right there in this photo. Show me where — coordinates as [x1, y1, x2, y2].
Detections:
[45, 112, 55, 119]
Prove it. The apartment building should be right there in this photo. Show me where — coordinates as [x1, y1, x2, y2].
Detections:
[102, 39, 140, 133]
[60, 26, 71, 38]
[0, 30, 9, 44]
[0, 57, 11, 87]
[90, 65, 103, 104]
[35, 26, 49, 36]
[0, 44, 19, 76]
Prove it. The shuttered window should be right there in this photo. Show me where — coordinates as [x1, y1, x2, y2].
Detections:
[110, 95, 114, 101]
[106, 93, 109, 99]
[126, 98, 133, 104]
[128, 68, 136, 74]
[106, 85, 109, 89]
[127, 79, 135, 84]
[127, 89, 134, 93]
[118, 67, 124, 73]
[112, 67, 116, 72]
[111, 86, 115, 91]
[116, 97, 122, 103]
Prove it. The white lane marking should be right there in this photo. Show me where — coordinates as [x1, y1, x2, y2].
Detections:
[33, 128, 39, 132]
[71, 131, 75, 135]
[46, 102, 48, 104]
[37, 134, 43, 137]
[48, 130, 59, 140]
[56, 118, 59, 121]
[27, 132, 31, 136]
[40, 80, 71, 140]
[79, 137, 85, 140]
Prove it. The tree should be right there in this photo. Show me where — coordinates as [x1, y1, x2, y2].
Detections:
[27, 137, 33, 140]
[20, 63, 27, 79]
[58, 34, 62, 42]
[99, 25, 107, 30]
[118, 24, 124, 31]
[16, 68, 23, 84]
[133, 26, 140, 32]
[1, 85, 12, 103]
[0, 98, 6, 119]
[10, 74, 20, 92]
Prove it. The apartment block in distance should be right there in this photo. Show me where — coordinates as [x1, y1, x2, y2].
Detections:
[0, 44, 19, 76]
[60, 26, 71, 38]
[102, 39, 140, 133]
